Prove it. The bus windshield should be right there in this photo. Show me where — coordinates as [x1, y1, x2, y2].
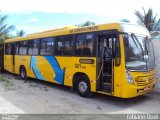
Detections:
[123, 34, 155, 71]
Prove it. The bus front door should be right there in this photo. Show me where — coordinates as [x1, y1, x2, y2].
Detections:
[97, 34, 115, 93]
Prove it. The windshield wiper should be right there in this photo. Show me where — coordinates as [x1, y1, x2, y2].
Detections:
[131, 33, 144, 55]
[131, 33, 148, 70]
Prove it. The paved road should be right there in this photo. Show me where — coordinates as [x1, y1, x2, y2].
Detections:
[0, 73, 160, 115]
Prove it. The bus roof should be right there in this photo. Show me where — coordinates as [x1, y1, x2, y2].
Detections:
[5, 23, 122, 43]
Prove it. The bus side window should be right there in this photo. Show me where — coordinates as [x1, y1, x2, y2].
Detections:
[28, 40, 34, 55]
[75, 34, 85, 56]
[84, 34, 94, 56]
[46, 37, 54, 55]
[40, 39, 46, 55]
[15, 42, 19, 55]
[5, 43, 12, 55]
[32, 39, 40, 55]
[63, 35, 73, 56]
[28, 39, 40, 55]
[56, 37, 64, 56]
[40, 37, 54, 56]
[19, 41, 28, 55]
[52, 38, 56, 55]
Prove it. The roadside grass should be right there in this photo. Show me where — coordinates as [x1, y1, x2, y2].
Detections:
[0, 74, 17, 91]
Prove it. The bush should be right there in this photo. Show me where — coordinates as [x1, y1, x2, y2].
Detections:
[0, 43, 4, 70]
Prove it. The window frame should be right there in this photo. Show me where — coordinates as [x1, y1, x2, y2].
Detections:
[14, 42, 19, 55]
[63, 35, 73, 56]
[55, 36, 64, 56]
[5, 43, 12, 55]
[27, 39, 40, 56]
[40, 37, 55, 56]
[74, 32, 96, 57]
[19, 41, 28, 55]
[115, 34, 121, 66]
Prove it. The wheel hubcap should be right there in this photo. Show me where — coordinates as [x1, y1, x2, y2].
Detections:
[79, 81, 87, 93]
[21, 69, 25, 78]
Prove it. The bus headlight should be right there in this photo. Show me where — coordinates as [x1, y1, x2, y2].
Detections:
[126, 71, 134, 84]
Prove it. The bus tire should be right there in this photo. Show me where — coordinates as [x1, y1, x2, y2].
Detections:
[76, 75, 94, 98]
[20, 67, 27, 81]
[0, 67, 5, 73]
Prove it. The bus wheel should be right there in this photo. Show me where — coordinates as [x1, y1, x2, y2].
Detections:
[20, 67, 27, 81]
[0, 67, 5, 73]
[76, 75, 94, 98]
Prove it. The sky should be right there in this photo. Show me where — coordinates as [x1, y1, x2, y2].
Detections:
[0, 0, 160, 35]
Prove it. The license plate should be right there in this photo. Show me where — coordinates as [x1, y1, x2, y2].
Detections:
[144, 87, 150, 91]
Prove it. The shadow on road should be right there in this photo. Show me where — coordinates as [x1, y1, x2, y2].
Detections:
[13, 73, 152, 107]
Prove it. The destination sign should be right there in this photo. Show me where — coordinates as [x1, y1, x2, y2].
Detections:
[70, 26, 99, 33]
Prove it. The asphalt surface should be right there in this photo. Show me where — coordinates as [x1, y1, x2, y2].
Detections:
[0, 73, 160, 115]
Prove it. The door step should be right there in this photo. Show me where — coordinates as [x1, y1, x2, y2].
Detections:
[103, 77, 112, 83]
[102, 82, 112, 92]
[103, 82, 112, 85]
[103, 73, 112, 76]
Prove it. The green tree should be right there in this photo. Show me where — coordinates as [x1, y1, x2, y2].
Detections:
[16, 30, 25, 37]
[0, 14, 15, 43]
[77, 21, 95, 27]
[135, 8, 160, 32]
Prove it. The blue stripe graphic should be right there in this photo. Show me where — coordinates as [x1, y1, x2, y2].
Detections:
[30, 56, 44, 80]
[44, 56, 65, 84]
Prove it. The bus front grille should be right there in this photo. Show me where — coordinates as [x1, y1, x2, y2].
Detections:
[136, 75, 154, 86]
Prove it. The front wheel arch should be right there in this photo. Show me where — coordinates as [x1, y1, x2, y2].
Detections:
[73, 72, 88, 90]
[73, 73, 94, 97]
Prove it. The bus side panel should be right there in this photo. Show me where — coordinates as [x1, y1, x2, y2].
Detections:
[13, 55, 97, 92]
[4, 55, 13, 73]
[113, 35, 124, 97]
[113, 64, 123, 97]
[14, 55, 56, 81]
[14, 55, 36, 79]
[55, 57, 97, 92]
[14, 55, 20, 74]
[28, 56, 97, 92]
[35, 56, 59, 84]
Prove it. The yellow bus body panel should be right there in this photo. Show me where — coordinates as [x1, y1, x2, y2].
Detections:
[4, 55, 97, 92]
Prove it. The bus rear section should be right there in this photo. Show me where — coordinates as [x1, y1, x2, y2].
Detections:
[4, 43, 15, 73]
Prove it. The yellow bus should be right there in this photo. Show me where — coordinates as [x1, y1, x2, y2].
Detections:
[4, 23, 156, 98]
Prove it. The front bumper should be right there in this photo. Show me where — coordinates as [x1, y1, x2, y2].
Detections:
[121, 80, 156, 98]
